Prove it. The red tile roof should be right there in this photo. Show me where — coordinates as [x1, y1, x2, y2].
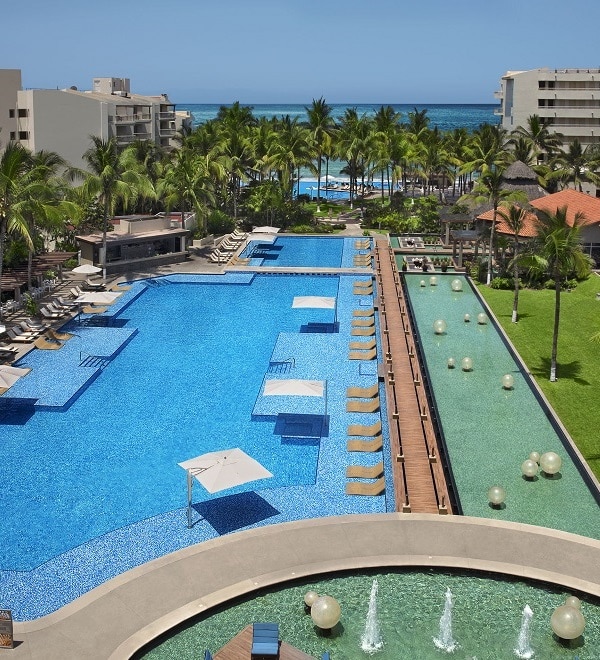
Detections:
[476, 189, 600, 238]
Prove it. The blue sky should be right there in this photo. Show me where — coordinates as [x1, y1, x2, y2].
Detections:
[3, 0, 600, 104]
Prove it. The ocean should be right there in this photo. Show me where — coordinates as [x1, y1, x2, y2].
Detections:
[177, 103, 498, 133]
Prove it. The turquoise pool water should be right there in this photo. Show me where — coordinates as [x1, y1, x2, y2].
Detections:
[403, 274, 600, 538]
[241, 236, 344, 267]
[139, 570, 600, 659]
[0, 271, 390, 619]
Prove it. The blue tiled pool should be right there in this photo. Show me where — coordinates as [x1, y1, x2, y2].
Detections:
[241, 236, 345, 267]
[0, 272, 390, 620]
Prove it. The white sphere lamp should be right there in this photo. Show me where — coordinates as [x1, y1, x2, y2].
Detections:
[540, 451, 562, 476]
[477, 312, 488, 325]
[451, 278, 463, 292]
[521, 459, 539, 479]
[461, 357, 473, 371]
[551, 604, 585, 640]
[502, 374, 515, 390]
[433, 319, 447, 335]
[487, 485, 506, 507]
[311, 595, 341, 631]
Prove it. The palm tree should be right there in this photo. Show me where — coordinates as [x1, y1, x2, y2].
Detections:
[306, 98, 335, 210]
[523, 206, 593, 381]
[549, 139, 600, 191]
[496, 203, 529, 322]
[511, 114, 563, 162]
[75, 136, 151, 280]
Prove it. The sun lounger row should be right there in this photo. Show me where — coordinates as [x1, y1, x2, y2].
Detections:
[349, 338, 376, 351]
[353, 279, 373, 288]
[347, 396, 380, 413]
[348, 347, 377, 360]
[346, 475, 386, 496]
[347, 435, 383, 452]
[346, 460, 384, 479]
[353, 308, 374, 317]
[353, 286, 373, 295]
[351, 326, 375, 337]
[355, 239, 371, 249]
[346, 383, 379, 399]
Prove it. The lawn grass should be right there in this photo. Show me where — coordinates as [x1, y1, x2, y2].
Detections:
[478, 274, 600, 479]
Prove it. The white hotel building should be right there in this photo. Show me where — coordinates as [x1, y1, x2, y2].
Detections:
[0, 70, 191, 170]
[495, 67, 600, 149]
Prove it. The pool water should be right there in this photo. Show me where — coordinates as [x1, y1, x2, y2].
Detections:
[403, 274, 600, 539]
[242, 236, 344, 268]
[1, 272, 390, 619]
[139, 569, 600, 659]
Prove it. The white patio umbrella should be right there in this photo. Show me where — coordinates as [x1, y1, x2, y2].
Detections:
[71, 264, 102, 275]
[264, 379, 325, 397]
[74, 292, 122, 305]
[292, 296, 337, 323]
[178, 448, 273, 528]
[252, 226, 280, 234]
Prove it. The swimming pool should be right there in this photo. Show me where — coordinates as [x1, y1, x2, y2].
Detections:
[140, 569, 600, 659]
[403, 274, 600, 538]
[0, 272, 390, 619]
[241, 235, 347, 268]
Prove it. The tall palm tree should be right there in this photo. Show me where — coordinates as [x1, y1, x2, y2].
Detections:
[523, 206, 593, 381]
[496, 203, 529, 322]
[306, 98, 335, 210]
[511, 114, 563, 162]
[549, 139, 600, 192]
[75, 136, 151, 280]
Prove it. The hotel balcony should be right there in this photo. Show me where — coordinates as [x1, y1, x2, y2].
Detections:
[112, 113, 152, 123]
[158, 111, 176, 120]
[493, 90, 503, 99]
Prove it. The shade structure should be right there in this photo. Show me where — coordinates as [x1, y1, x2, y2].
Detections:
[292, 296, 336, 309]
[252, 226, 280, 234]
[74, 291, 122, 305]
[0, 365, 30, 390]
[264, 379, 325, 397]
[178, 448, 273, 528]
[71, 264, 102, 275]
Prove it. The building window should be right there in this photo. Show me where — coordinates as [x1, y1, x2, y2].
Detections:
[9, 132, 16, 140]
[8, 109, 15, 118]
[17, 108, 28, 118]
[18, 131, 29, 140]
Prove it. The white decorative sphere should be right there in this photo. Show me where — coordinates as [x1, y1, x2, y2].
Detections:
[477, 312, 488, 324]
[451, 279, 463, 292]
[540, 451, 562, 475]
[551, 604, 586, 640]
[565, 596, 582, 610]
[447, 357, 456, 369]
[461, 357, 473, 371]
[420, 280, 426, 287]
[529, 451, 540, 464]
[502, 374, 515, 390]
[487, 485, 506, 506]
[521, 459, 539, 478]
[429, 276, 438, 286]
[311, 595, 341, 630]
[304, 590, 319, 607]
[433, 319, 447, 335]
[464, 314, 471, 323]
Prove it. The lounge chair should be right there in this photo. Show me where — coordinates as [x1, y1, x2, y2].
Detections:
[346, 383, 379, 399]
[353, 287, 373, 296]
[349, 338, 377, 351]
[82, 305, 108, 314]
[347, 419, 382, 437]
[353, 280, 373, 288]
[48, 301, 71, 314]
[69, 287, 83, 298]
[16, 322, 43, 337]
[0, 347, 18, 362]
[350, 327, 375, 337]
[83, 278, 104, 290]
[40, 306, 64, 320]
[348, 347, 377, 360]
[347, 435, 383, 452]
[346, 460, 384, 479]
[345, 476, 386, 496]
[346, 397, 380, 413]
[46, 327, 74, 341]
[6, 328, 35, 343]
[355, 240, 370, 249]
[108, 283, 131, 292]
[353, 308, 374, 317]
[34, 335, 62, 350]
[208, 252, 227, 264]
[353, 258, 372, 266]
[351, 318, 374, 327]
[251, 623, 279, 657]
[56, 296, 79, 309]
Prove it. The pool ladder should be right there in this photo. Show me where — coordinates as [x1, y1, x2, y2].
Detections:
[268, 357, 295, 373]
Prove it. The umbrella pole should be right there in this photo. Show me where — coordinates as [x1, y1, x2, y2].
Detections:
[187, 470, 193, 528]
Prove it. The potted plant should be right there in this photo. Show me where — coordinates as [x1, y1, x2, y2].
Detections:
[22, 292, 39, 321]
[441, 259, 449, 273]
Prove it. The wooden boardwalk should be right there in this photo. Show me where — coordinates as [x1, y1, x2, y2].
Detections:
[215, 625, 315, 660]
[373, 237, 453, 514]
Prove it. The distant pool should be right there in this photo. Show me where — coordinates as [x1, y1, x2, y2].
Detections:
[242, 236, 345, 268]
[404, 274, 600, 539]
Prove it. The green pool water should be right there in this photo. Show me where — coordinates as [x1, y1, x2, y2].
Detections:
[403, 274, 600, 539]
[138, 570, 600, 659]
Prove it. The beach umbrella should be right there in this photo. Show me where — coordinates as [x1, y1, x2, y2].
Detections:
[71, 264, 102, 275]
[252, 226, 280, 234]
[178, 448, 273, 528]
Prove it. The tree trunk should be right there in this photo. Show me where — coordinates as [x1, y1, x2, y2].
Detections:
[0, 219, 6, 318]
[550, 275, 561, 381]
[101, 195, 110, 281]
[511, 240, 519, 323]
[487, 206, 497, 285]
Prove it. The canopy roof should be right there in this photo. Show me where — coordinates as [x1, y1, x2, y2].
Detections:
[292, 296, 336, 309]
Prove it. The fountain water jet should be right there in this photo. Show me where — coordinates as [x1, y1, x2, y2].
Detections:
[360, 578, 383, 654]
[514, 604, 534, 659]
[433, 587, 458, 652]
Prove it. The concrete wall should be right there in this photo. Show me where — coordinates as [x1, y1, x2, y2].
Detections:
[0, 69, 21, 142]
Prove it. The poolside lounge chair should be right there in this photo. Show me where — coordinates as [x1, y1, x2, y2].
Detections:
[353, 279, 373, 288]
[347, 435, 383, 452]
[46, 327, 74, 341]
[83, 278, 104, 290]
[346, 383, 379, 399]
[347, 419, 381, 437]
[208, 252, 228, 264]
[346, 397, 380, 413]
[351, 318, 375, 327]
[350, 327, 375, 337]
[251, 622, 279, 657]
[349, 338, 377, 351]
[56, 296, 79, 309]
[69, 287, 83, 298]
[355, 239, 370, 249]
[34, 335, 62, 350]
[346, 460, 384, 479]
[353, 287, 373, 296]
[345, 476, 386, 496]
[108, 283, 131, 292]
[6, 328, 35, 343]
[0, 347, 18, 363]
[348, 347, 377, 360]
[353, 308, 374, 317]
[82, 305, 108, 314]
[17, 322, 43, 336]
[40, 306, 64, 320]
[353, 258, 372, 266]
